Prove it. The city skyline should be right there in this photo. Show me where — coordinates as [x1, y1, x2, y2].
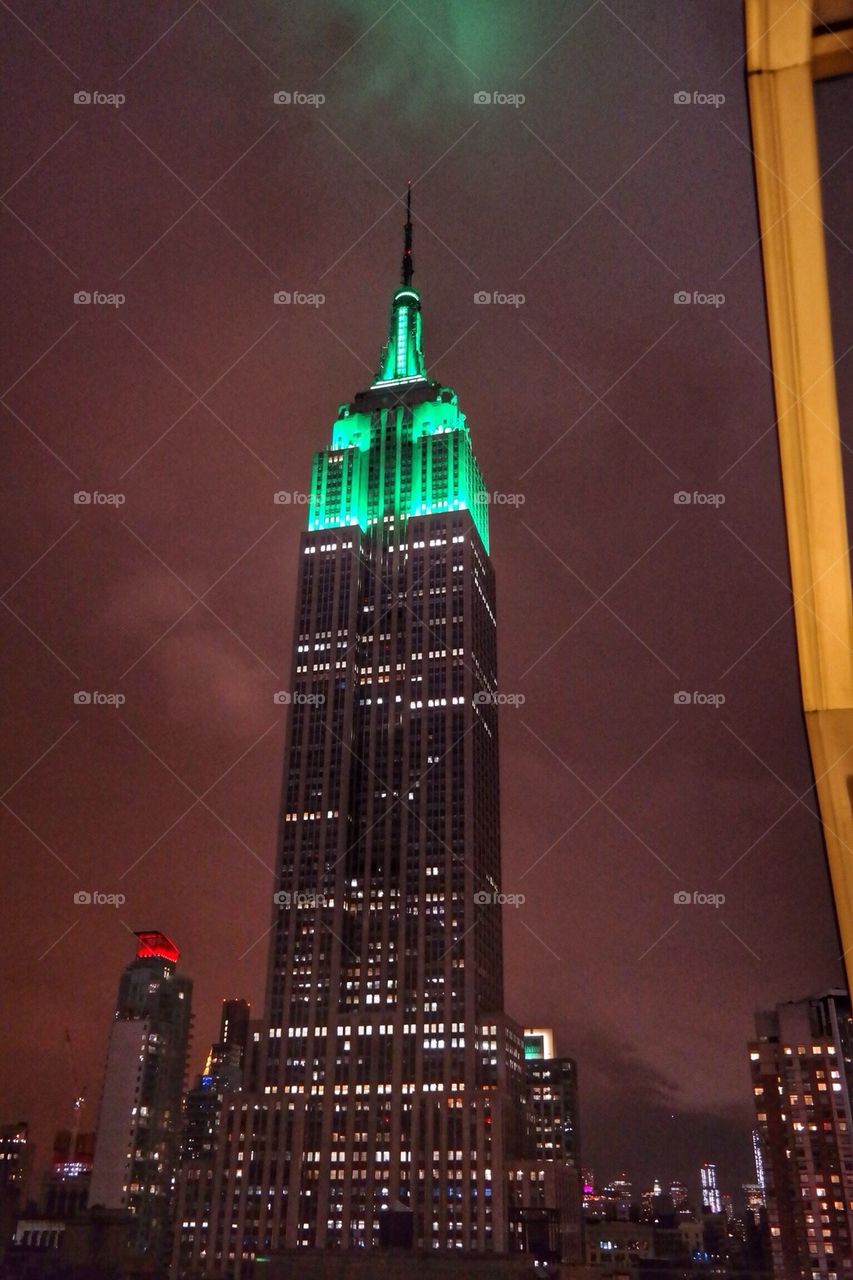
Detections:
[3, 0, 853, 1219]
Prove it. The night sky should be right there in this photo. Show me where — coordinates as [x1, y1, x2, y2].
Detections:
[3, 0, 852, 1210]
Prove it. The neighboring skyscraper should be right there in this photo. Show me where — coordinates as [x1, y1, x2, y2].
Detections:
[173, 999, 252, 1275]
[700, 1162, 722, 1215]
[640, 1179, 663, 1223]
[89, 931, 192, 1267]
[183, 999, 250, 1162]
[743, 1183, 765, 1228]
[526, 1054, 580, 1165]
[523, 1025, 581, 1169]
[752, 1125, 766, 1195]
[180, 198, 525, 1275]
[507, 1029, 582, 1264]
[670, 1180, 689, 1211]
[219, 999, 250, 1055]
[749, 989, 853, 1279]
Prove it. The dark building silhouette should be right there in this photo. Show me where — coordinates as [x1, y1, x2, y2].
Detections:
[0, 1123, 32, 1268]
[183, 999, 250, 1163]
[0, 1123, 31, 1207]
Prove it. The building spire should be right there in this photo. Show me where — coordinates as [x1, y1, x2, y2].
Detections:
[401, 181, 413, 287]
[373, 185, 425, 384]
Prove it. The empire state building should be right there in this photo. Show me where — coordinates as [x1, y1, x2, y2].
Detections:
[177, 198, 526, 1275]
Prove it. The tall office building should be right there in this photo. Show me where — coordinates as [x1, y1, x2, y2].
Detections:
[700, 1163, 722, 1215]
[743, 1183, 765, 1229]
[219, 1000, 250, 1056]
[522, 1028, 580, 1165]
[506, 1028, 582, 1264]
[181, 200, 526, 1277]
[753, 1126, 767, 1196]
[183, 999, 251, 1163]
[639, 1178, 664, 1224]
[526, 1055, 580, 1165]
[670, 1181, 689, 1211]
[173, 1000, 252, 1275]
[749, 989, 853, 1279]
[89, 931, 192, 1265]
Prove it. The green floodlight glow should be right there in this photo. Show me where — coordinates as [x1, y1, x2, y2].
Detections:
[307, 284, 489, 551]
[374, 288, 427, 385]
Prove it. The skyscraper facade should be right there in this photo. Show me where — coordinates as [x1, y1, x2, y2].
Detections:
[183, 999, 251, 1163]
[700, 1163, 722, 1215]
[526, 1056, 580, 1166]
[173, 1000, 253, 1275]
[749, 990, 853, 1279]
[181, 206, 525, 1276]
[89, 932, 192, 1266]
[753, 1125, 767, 1197]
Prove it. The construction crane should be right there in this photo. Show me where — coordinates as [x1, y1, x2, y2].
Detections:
[64, 1029, 87, 1158]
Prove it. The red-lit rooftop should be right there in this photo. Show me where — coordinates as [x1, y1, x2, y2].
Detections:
[134, 931, 179, 964]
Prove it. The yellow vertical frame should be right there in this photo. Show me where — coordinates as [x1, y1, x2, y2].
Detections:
[745, 0, 853, 981]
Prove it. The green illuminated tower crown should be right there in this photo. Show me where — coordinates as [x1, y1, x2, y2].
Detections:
[308, 188, 489, 550]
